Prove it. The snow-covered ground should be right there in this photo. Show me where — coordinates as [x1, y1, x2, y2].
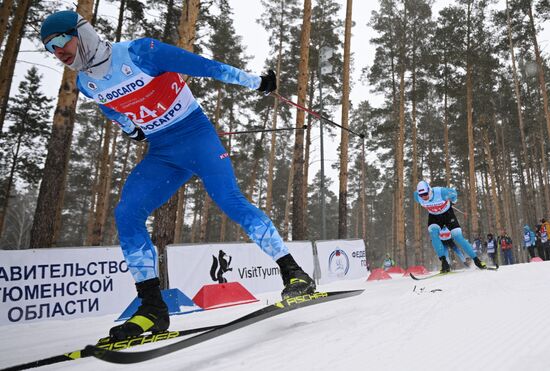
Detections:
[2, 261, 550, 371]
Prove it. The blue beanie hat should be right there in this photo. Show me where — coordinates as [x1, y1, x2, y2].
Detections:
[40, 10, 79, 42]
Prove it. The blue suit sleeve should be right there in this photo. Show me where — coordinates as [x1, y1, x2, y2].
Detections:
[99, 105, 137, 135]
[413, 191, 420, 204]
[77, 76, 137, 135]
[442, 188, 458, 203]
[128, 38, 262, 89]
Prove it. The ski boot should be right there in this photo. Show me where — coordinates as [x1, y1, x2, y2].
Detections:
[109, 278, 170, 340]
[277, 254, 316, 300]
[473, 257, 487, 270]
[439, 256, 451, 273]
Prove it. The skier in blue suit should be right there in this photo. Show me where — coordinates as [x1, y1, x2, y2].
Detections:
[41, 10, 315, 340]
[414, 180, 487, 273]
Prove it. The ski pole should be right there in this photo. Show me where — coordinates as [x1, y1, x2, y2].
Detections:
[218, 125, 308, 136]
[271, 92, 365, 139]
[453, 206, 468, 218]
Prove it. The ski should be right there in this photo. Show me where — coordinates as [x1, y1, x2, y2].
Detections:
[410, 265, 499, 280]
[410, 271, 459, 281]
[86, 289, 364, 364]
[1, 324, 220, 371]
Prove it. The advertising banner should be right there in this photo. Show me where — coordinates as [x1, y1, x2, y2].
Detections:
[0, 247, 136, 325]
[315, 239, 368, 285]
[166, 241, 314, 297]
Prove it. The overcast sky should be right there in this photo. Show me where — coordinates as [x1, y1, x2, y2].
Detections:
[11, 0, 550, 194]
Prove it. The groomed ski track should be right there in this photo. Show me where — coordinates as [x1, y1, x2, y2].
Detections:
[2, 261, 550, 371]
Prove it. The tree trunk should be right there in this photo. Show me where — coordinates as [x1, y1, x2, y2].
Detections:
[0, 0, 31, 132]
[245, 109, 269, 201]
[395, 3, 407, 266]
[283, 158, 295, 240]
[177, 0, 200, 49]
[302, 73, 315, 233]
[265, 0, 285, 217]
[190, 191, 199, 242]
[411, 49, 421, 266]
[465, 0, 479, 237]
[152, 191, 178, 285]
[290, 0, 311, 240]
[539, 134, 550, 214]
[482, 129, 503, 237]
[199, 195, 211, 242]
[85, 125, 104, 244]
[219, 109, 236, 242]
[526, 1, 550, 140]
[443, 51, 451, 186]
[0, 126, 23, 238]
[337, 0, 352, 239]
[173, 186, 186, 243]
[108, 139, 132, 244]
[0, 0, 14, 48]
[86, 120, 113, 246]
[507, 0, 535, 224]
[29, 0, 95, 248]
[360, 139, 367, 244]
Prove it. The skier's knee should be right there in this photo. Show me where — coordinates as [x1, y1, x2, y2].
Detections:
[450, 227, 464, 239]
[114, 201, 146, 227]
[428, 224, 441, 239]
[114, 202, 130, 226]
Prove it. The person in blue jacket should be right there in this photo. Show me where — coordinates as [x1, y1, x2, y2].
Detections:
[523, 224, 536, 259]
[414, 180, 487, 273]
[40, 10, 315, 340]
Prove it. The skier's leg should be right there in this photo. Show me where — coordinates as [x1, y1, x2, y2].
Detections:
[428, 224, 449, 272]
[115, 156, 192, 282]
[111, 155, 192, 339]
[443, 245, 450, 262]
[191, 119, 314, 298]
[451, 243, 466, 263]
[428, 224, 445, 257]
[449, 227, 476, 258]
[450, 228, 487, 269]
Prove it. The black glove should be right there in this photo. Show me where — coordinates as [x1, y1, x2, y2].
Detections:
[258, 69, 277, 94]
[126, 126, 146, 142]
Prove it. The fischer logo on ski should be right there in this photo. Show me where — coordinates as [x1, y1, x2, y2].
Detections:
[96, 330, 182, 351]
[275, 292, 329, 308]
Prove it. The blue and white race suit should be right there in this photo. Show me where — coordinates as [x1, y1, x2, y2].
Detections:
[77, 38, 288, 282]
[414, 187, 477, 260]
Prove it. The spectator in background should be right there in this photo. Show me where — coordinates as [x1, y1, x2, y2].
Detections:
[539, 218, 550, 260]
[498, 231, 514, 265]
[523, 224, 536, 259]
[472, 235, 483, 256]
[381, 253, 396, 271]
[486, 233, 498, 266]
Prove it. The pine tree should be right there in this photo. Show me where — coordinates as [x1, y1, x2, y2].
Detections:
[0, 67, 53, 238]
